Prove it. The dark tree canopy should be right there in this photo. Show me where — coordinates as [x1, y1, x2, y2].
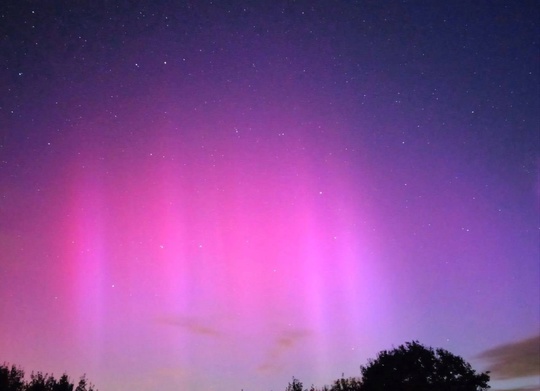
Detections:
[0, 364, 97, 391]
[359, 341, 490, 391]
[0, 364, 25, 391]
[286, 377, 304, 391]
[329, 375, 362, 391]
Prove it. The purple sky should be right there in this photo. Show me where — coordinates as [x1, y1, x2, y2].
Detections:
[1, 1, 539, 390]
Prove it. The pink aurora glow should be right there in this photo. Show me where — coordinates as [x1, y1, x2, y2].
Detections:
[57, 110, 391, 388]
[1, 2, 538, 391]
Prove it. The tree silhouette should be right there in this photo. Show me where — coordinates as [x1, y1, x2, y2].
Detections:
[0, 364, 97, 391]
[329, 375, 362, 391]
[359, 341, 490, 391]
[286, 377, 304, 391]
[54, 375, 73, 391]
[0, 364, 25, 391]
[74, 375, 96, 391]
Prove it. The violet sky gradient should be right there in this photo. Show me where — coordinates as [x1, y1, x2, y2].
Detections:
[1, 1, 539, 390]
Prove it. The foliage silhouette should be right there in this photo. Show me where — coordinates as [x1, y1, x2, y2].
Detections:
[359, 341, 490, 391]
[329, 375, 362, 391]
[0, 364, 97, 391]
[286, 377, 304, 391]
[0, 364, 25, 391]
[281, 341, 489, 391]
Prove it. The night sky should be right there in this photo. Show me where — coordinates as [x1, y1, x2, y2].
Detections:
[1, 1, 539, 390]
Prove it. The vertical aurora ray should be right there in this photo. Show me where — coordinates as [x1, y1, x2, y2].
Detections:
[36, 76, 399, 388]
[67, 159, 108, 364]
[97, 111, 390, 384]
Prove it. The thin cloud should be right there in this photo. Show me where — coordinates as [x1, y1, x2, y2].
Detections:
[155, 365, 191, 381]
[478, 334, 540, 379]
[257, 329, 311, 374]
[157, 315, 222, 337]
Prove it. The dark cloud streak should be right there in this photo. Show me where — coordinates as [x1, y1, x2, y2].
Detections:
[257, 329, 311, 374]
[158, 315, 221, 337]
[479, 334, 540, 380]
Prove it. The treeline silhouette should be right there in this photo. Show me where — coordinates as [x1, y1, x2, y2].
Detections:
[0, 364, 97, 391]
[283, 341, 490, 391]
[2, 341, 490, 391]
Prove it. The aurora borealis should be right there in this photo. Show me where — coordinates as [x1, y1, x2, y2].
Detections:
[1, 1, 539, 390]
